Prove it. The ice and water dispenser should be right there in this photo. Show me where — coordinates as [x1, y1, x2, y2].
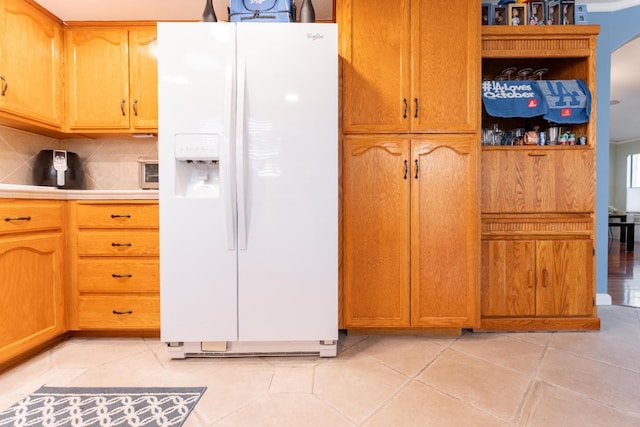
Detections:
[174, 134, 222, 197]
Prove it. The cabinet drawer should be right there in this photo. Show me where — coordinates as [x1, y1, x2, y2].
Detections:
[75, 203, 158, 228]
[78, 258, 159, 292]
[77, 295, 159, 329]
[0, 201, 62, 234]
[77, 230, 159, 256]
[481, 148, 594, 213]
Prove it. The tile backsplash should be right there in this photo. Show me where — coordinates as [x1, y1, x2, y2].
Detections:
[0, 125, 158, 190]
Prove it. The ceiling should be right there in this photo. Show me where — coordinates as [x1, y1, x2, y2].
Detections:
[32, 0, 640, 143]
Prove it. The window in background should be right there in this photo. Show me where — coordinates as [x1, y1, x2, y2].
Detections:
[627, 154, 640, 211]
[628, 153, 640, 187]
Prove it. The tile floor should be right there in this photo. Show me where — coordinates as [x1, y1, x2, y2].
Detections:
[1, 306, 639, 426]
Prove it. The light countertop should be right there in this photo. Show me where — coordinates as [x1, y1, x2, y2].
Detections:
[0, 184, 158, 200]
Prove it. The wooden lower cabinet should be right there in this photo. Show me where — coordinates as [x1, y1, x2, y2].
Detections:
[342, 134, 479, 330]
[0, 200, 66, 369]
[68, 201, 159, 332]
[480, 215, 599, 331]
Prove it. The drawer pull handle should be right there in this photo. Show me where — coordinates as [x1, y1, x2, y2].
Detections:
[112, 273, 133, 278]
[112, 242, 132, 247]
[0, 74, 7, 96]
[527, 153, 548, 157]
[112, 309, 133, 315]
[111, 214, 132, 218]
[4, 216, 32, 222]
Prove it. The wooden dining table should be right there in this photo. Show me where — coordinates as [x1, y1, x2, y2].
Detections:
[609, 213, 635, 252]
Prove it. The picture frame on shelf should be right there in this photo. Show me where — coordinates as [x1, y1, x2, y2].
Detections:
[561, 0, 575, 24]
[482, 3, 491, 25]
[493, 5, 507, 25]
[575, 3, 588, 24]
[528, 1, 544, 25]
[546, 0, 561, 25]
[508, 4, 526, 26]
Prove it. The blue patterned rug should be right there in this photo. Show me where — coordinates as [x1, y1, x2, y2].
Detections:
[0, 386, 206, 426]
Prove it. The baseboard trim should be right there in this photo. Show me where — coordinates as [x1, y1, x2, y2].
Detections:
[597, 293, 612, 306]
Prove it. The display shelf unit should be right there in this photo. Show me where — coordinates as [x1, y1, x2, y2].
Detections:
[479, 25, 600, 331]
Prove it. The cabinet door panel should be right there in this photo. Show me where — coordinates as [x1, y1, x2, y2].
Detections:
[411, 135, 479, 327]
[343, 136, 411, 327]
[65, 28, 129, 129]
[0, 0, 62, 126]
[340, 0, 411, 133]
[129, 28, 158, 130]
[481, 240, 535, 317]
[411, 0, 479, 132]
[0, 234, 65, 364]
[481, 149, 595, 213]
[536, 240, 593, 316]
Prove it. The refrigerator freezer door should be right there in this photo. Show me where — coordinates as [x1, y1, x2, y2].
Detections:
[158, 23, 239, 342]
[236, 24, 338, 341]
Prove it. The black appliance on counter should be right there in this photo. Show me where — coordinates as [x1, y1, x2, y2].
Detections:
[32, 149, 85, 189]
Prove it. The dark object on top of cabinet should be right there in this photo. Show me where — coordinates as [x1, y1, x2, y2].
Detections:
[33, 149, 85, 189]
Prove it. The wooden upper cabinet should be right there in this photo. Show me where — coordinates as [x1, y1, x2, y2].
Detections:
[128, 28, 158, 131]
[0, 0, 63, 128]
[340, 0, 479, 134]
[65, 27, 130, 130]
[65, 25, 158, 133]
[481, 148, 595, 213]
[410, 1, 479, 133]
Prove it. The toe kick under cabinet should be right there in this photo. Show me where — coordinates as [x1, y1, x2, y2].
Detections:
[68, 201, 159, 332]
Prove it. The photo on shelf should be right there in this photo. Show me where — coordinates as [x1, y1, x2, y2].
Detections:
[508, 4, 526, 26]
[528, 1, 545, 25]
[546, 0, 561, 25]
[562, 0, 575, 25]
[482, 3, 492, 25]
[493, 5, 508, 25]
[575, 4, 588, 24]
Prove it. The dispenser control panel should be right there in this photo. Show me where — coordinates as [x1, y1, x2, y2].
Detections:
[175, 134, 220, 161]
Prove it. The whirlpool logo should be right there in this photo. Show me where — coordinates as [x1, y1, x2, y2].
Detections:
[307, 33, 324, 41]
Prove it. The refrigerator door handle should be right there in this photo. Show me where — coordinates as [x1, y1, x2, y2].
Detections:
[236, 59, 248, 251]
[224, 62, 236, 251]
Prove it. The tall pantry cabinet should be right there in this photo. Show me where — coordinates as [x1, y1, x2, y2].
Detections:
[339, 0, 480, 331]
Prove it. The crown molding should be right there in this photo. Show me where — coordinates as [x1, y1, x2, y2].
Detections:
[586, 0, 640, 13]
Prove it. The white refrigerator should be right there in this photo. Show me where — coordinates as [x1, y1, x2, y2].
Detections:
[157, 22, 338, 357]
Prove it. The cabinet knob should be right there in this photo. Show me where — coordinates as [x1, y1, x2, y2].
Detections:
[120, 98, 127, 116]
[111, 242, 132, 247]
[133, 99, 139, 116]
[111, 214, 132, 219]
[112, 310, 133, 315]
[403, 98, 408, 119]
[112, 273, 133, 278]
[414, 98, 419, 118]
